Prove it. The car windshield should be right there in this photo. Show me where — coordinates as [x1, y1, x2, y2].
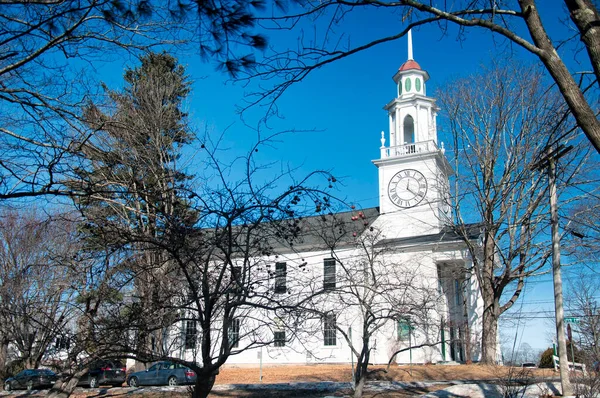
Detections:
[147, 364, 160, 372]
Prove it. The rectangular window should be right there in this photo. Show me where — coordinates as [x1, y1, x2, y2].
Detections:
[323, 258, 336, 290]
[228, 318, 240, 348]
[323, 312, 337, 346]
[274, 262, 287, 294]
[397, 319, 411, 341]
[274, 331, 285, 347]
[231, 266, 242, 293]
[185, 320, 197, 349]
[55, 335, 70, 350]
[454, 279, 462, 306]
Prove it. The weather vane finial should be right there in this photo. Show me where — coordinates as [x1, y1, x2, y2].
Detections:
[408, 29, 413, 60]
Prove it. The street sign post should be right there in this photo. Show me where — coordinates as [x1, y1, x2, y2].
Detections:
[565, 317, 580, 324]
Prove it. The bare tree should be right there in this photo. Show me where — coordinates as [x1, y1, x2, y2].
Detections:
[230, 1, 600, 153]
[439, 61, 587, 364]
[306, 219, 443, 398]
[0, 209, 79, 376]
[566, 274, 600, 364]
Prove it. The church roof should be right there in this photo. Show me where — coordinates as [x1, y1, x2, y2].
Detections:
[267, 207, 381, 252]
[266, 208, 480, 253]
[200, 205, 479, 257]
[376, 223, 482, 248]
[398, 59, 422, 72]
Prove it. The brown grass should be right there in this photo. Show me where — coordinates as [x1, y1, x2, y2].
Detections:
[215, 363, 557, 385]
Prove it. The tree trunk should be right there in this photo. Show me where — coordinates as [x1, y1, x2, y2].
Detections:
[353, 343, 370, 398]
[520, 0, 600, 153]
[565, 0, 600, 88]
[47, 368, 88, 398]
[353, 360, 369, 398]
[481, 302, 499, 364]
[479, 230, 499, 364]
[48, 378, 79, 398]
[192, 374, 216, 398]
[0, 338, 9, 377]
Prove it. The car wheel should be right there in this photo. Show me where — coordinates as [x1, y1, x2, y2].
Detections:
[4, 382, 11, 392]
[89, 376, 98, 389]
[167, 376, 177, 386]
[26, 380, 33, 391]
[128, 377, 138, 388]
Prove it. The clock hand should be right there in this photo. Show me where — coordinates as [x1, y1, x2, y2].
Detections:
[406, 180, 417, 194]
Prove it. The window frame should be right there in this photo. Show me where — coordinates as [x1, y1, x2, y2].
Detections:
[323, 258, 336, 290]
[274, 331, 286, 347]
[274, 262, 287, 294]
[231, 266, 242, 293]
[184, 319, 197, 350]
[228, 318, 240, 349]
[323, 312, 337, 346]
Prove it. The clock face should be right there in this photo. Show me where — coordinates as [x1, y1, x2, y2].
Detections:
[388, 169, 428, 208]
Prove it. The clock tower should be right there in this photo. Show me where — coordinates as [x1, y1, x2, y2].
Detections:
[372, 30, 453, 239]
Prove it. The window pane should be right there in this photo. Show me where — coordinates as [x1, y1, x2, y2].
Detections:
[323, 313, 336, 346]
[228, 318, 240, 348]
[274, 262, 287, 294]
[185, 320, 197, 349]
[323, 259, 336, 290]
[274, 331, 285, 347]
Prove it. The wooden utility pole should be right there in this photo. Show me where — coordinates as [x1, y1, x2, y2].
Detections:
[536, 145, 573, 397]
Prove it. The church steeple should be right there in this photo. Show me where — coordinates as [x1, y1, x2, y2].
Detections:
[382, 30, 437, 150]
[372, 30, 453, 235]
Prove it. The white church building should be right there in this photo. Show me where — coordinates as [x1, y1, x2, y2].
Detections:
[174, 34, 486, 367]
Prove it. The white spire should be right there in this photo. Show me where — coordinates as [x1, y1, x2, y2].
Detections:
[407, 29, 413, 60]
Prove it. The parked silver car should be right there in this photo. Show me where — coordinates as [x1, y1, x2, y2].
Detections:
[127, 361, 196, 387]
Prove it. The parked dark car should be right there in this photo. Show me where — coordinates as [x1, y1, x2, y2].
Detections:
[78, 359, 126, 388]
[4, 368, 59, 391]
[127, 361, 196, 387]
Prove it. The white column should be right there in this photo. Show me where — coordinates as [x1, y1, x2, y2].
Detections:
[416, 104, 421, 142]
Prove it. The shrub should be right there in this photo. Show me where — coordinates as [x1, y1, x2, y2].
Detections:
[539, 348, 554, 368]
[0, 359, 26, 380]
[538, 343, 585, 369]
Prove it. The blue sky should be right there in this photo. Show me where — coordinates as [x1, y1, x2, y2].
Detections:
[90, 5, 594, 355]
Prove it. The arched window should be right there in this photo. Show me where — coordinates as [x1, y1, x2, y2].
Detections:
[403, 115, 415, 144]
